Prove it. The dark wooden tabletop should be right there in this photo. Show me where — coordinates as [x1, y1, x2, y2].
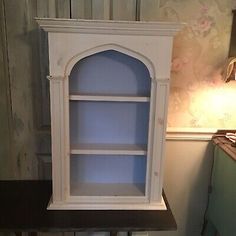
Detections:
[0, 180, 176, 233]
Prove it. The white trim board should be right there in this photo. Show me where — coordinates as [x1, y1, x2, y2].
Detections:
[166, 127, 234, 141]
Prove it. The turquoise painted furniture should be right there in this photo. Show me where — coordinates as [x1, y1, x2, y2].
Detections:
[204, 136, 236, 236]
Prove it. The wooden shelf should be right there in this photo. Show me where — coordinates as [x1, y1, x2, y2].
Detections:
[70, 143, 147, 155]
[69, 94, 150, 102]
[70, 182, 145, 196]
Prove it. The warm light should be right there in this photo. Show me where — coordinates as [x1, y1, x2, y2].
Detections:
[208, 89, 231, 115]
[189, 84, 236, 127]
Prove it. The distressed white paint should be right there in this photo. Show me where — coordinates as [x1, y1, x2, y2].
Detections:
[37, 18, 182, 210]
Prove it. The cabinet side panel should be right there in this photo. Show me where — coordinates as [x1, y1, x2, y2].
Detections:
[150, 80, 170, 202]
[64, 78, 70, 199]
[49, 79, 65, 202]
[145, 78, 156, 199]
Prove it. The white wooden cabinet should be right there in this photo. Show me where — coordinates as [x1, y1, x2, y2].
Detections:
[36, 18, 182, 210]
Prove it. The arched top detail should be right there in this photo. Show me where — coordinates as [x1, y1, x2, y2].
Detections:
[64, 44, 155, 78]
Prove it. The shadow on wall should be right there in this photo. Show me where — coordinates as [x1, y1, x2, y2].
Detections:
[149, 140, 215, 236]
[185, 141, 214, 236]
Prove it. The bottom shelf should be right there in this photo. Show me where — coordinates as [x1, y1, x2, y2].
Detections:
[70, 182, 145, 196]
[47, 195, 167, 210]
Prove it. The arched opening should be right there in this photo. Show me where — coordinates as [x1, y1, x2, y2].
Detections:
[69, 49, 151, 197]
[69, 49, 151, 95]
[65, 44, 155, 78]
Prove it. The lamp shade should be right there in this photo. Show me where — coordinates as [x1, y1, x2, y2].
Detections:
[222, 57, 236, 82]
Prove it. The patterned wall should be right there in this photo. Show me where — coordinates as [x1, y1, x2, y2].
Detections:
[157, 0, 236, 129]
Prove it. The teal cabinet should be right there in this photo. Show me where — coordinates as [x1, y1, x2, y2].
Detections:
[204, 136, 236, 236]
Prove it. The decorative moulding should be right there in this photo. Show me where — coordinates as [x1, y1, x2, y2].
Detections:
[166, 128, 234, 141]
[35, 18, 184, 36]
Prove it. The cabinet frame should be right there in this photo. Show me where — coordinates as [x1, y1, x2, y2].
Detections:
[38, 18, 183, 210]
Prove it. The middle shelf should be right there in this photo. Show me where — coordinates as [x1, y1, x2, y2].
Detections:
[69, 94, 150, 102]
[70, 143, 147, 155]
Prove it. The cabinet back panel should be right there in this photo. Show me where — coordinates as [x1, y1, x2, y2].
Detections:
[70, 101, 149, 145]
[70, 154, 146, 184]
[69, 50, 151, 96]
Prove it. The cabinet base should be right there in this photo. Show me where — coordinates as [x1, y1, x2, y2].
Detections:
[47, 196, 167, 210]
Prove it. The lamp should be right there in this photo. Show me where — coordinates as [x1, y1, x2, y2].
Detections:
[222, 57, 236, 82]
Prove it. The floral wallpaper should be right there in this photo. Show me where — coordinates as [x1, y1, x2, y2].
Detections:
[157, 0, 236, 129]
